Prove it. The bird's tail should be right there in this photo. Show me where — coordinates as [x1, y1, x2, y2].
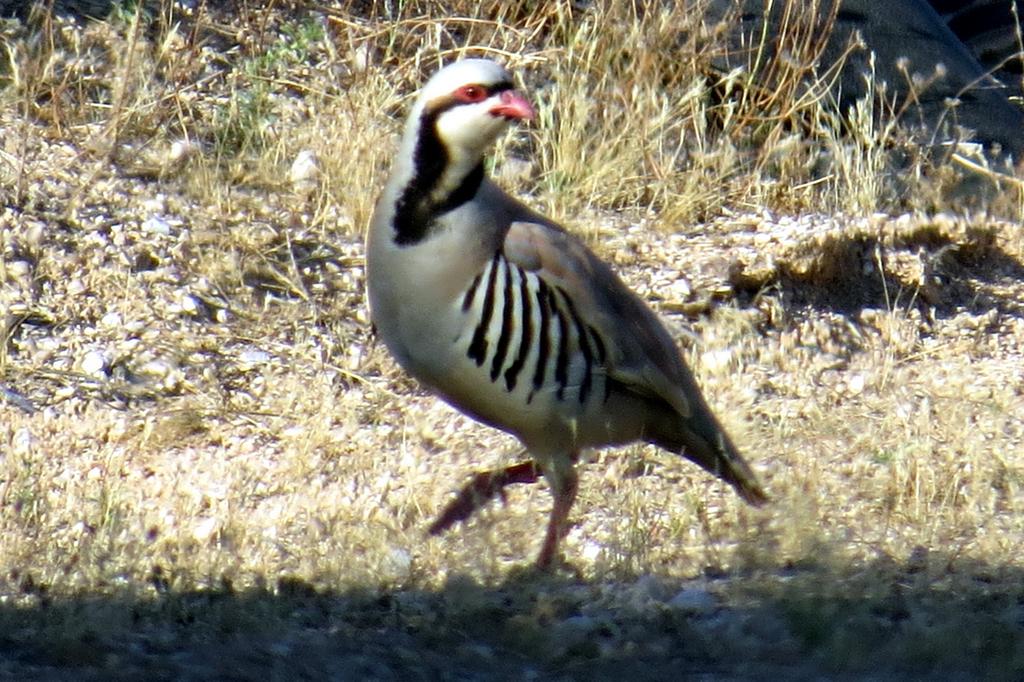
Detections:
[651, 408, 768, 506]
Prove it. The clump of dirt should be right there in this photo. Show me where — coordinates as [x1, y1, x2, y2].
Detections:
[728, 212, 1024, 317]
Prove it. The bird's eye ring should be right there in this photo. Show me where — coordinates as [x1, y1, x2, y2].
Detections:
[454, 85, 488, 103]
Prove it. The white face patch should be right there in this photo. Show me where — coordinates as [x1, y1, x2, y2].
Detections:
[434, 96, 511, 158]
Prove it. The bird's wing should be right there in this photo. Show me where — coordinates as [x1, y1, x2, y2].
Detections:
[502, 218, 698, 419]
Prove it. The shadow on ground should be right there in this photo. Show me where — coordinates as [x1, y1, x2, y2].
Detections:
[730, 217, 1024, 322]
[2, 550, 1022, 680]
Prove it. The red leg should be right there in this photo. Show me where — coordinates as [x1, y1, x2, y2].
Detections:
[536, 465, 579, 569]
[428, 461, 541, 536]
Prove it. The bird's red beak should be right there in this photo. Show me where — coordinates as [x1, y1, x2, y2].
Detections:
[490, 90, 535, 121]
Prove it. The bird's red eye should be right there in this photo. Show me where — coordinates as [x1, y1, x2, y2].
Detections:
[454, 85, 488, 103]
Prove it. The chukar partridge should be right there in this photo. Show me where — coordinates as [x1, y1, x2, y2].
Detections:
[367, 59, 767, 568]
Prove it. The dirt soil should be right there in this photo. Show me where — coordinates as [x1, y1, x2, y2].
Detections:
[2, 4, 1024, 680]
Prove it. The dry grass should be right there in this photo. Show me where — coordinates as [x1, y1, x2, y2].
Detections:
[1, 1, 1023, 677]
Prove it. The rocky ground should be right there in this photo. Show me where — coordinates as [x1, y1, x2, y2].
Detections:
[2, 3, 1024, 680]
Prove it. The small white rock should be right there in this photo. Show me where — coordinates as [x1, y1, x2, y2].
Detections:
[667, 277, 692, 300]
[281, 425, 305, 438]
[135, 359, 172, 380]
[701, 348, 734, 373]
[386, 548, 412, 581]
[25, 222, 45, 249]
[100, 311, 123, 329]
[6, 260, 31, 279]
[80, 350, 110, 377]
[350, 43, 372, 73]
[289, 149, 320, 193]
[167, 139, 199, 164]
[141, 195, 167, 213]
[12, 427, 35, 456]
[580, 540, 603, 562]
[192, 516, 219, 543]
[238, 347, 270, 367]
[179, 294, 200, 316]
[55, 385, 76, 400]
[142, 215, 172, 236]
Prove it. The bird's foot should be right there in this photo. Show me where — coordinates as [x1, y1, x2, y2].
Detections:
[427, 460, 541, 535]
